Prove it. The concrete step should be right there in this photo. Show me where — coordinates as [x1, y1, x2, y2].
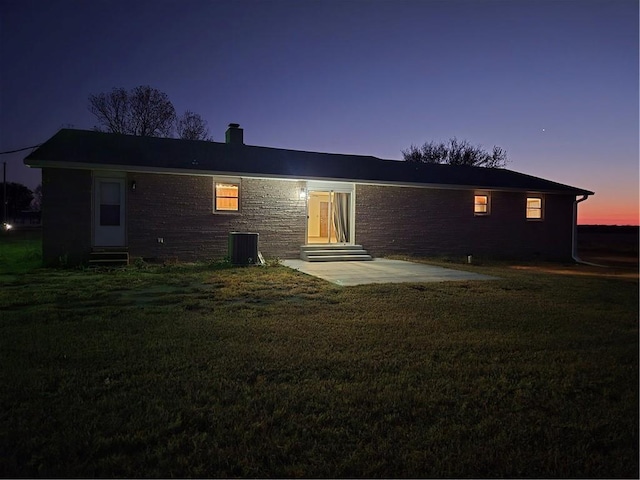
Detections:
[304, 254, 373, 262]
[300, 244, 372, 262]
[302, 249, 367, 256]
[89, 250, 129, 267]
[301, 244, 366, 251]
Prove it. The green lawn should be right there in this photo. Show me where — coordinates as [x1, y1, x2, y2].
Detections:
[0, 229, 42, 275]
[0, 235, 638, 477]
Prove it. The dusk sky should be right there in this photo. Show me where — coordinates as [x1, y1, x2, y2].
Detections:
[1, 0, 638, 225]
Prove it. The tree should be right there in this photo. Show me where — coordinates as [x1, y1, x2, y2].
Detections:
[128, 85, 176, 137]
[176, 110, 212, 141]
[89, 85, 176, 137]
[88, 87, 132, 134]
[2, 182, 33, 220]
[32, 184, 42, 211]
[402, 137, 508, 168]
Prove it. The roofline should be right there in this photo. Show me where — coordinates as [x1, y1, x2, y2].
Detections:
[25, 160, 595, 196]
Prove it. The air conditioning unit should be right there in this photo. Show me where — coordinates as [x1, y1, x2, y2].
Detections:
[228, 232, 259, 265]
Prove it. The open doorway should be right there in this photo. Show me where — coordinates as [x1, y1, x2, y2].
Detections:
[306, 190, 351, 244]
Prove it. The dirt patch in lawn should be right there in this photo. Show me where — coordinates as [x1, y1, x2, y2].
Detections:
[510, 264, 638, 280]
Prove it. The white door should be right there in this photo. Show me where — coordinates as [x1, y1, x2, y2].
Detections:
[94, 177, 125, 247]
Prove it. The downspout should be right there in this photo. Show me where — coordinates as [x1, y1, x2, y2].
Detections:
[572, 194, 605, 266]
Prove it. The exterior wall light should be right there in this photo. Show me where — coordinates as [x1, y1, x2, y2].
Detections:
[299, 189, 307, 200]
[131, 180, 136, 191]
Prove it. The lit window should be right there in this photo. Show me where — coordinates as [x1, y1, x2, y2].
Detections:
[474, 194, 489, 215]
[215, 182, 239, 212]
[526, 197, 543, 220]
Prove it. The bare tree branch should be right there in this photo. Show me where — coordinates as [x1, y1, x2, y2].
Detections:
[88, 85, 176, 137]
[129, 85, 175, 137]
[88, 88, 130, 134]
[177, 111, 212, 140]
[402, 137, 508, 168]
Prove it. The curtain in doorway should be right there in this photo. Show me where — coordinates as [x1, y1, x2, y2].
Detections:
[333, 193, 350, 243]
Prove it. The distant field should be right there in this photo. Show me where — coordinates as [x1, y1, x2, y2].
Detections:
[577, 225, 639, 268]
[0, 226, 637, 478]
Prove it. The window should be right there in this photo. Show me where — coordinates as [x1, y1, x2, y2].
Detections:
[474, 194, 490, 215]
[99, 181, 121, 226]
[214, 182, 239, 212]
[526, 196, 543, 220]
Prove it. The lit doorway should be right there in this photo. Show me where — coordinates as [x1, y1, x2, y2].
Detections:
[306, 190, 352, 244]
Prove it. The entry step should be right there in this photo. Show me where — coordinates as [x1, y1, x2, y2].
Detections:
[300, 244, 372, 262]
[89, 250, 129, 266]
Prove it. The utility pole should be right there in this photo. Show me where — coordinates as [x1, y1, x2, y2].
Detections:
[2, 161, 6, 226]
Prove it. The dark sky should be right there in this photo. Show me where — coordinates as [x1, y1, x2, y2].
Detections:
[1, 0, 637, 224]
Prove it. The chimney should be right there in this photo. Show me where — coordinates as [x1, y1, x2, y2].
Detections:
[225, 123, 243, 145]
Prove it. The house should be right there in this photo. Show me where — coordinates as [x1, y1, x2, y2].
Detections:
[24, 124, 593, 266]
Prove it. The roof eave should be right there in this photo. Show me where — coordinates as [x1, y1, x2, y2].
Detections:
[24, 160, 593, 195]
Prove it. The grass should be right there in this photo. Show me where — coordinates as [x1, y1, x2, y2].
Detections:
[0, 233, 638, 477]
[0, 228, 42, 275]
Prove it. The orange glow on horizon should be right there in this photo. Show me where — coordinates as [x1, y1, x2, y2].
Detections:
[578, 201, 639, 226]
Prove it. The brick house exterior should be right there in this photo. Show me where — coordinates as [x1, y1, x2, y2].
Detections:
[127, 174, 306, 262]
[26, 126, 592, 266]
[355, 185, 575, 259]
[41, 168, 92, 265]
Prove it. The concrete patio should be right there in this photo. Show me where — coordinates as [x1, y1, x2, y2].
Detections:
[282, 258, 498, 286]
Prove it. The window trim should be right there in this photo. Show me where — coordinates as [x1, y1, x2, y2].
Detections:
[474, 192, 491, 216]
[526, 195, 544, 221]
[213, 178, 241, 213]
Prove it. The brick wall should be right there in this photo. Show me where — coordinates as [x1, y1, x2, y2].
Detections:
[41, 168, 577, 265]
[41, 168, 92, 266]
[355, 185, 575, 260]
[127, 174, 306, 261]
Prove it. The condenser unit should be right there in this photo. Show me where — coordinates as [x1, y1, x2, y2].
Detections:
[228, 232, 259, 265]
